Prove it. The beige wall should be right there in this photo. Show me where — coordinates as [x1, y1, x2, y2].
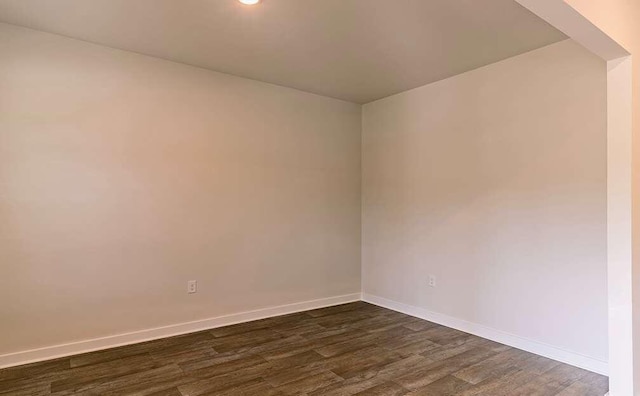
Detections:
[362, 40, 608, 361]
[0, 23, 361, 355]
[562, 0, 640, 390]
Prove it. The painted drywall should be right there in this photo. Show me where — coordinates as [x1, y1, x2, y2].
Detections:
[0, 0, 567, 104]
[0, 22, 362, 355]
[561, 0, 640, 392]
[362, 40, 607, 362]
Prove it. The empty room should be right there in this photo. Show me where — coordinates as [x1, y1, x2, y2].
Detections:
[1, 0, 638, 395]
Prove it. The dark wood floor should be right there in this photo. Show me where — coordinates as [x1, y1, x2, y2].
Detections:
[0, 302, 607, 396]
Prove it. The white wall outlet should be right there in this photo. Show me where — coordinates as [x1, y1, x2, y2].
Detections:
[428, 275, 436, 287]
[187, 280, 197, 294]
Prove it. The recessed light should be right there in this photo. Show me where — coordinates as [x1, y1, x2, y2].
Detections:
[238, 0, 260, 5]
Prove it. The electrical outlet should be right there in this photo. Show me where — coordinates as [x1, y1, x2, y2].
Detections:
[428, 275, 436, 287]
[187, 280, 197, 294]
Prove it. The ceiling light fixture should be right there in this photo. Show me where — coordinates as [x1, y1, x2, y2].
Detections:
[238, 0, 260, 5]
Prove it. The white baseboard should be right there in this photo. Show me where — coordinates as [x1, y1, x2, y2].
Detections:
[0, 292, 361, 369]
[362, 293, 608, 376]
[1, 292, 609, 378]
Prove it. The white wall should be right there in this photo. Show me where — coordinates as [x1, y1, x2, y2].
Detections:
[0, 23, 362, 356]
[362, 40, 608, 363]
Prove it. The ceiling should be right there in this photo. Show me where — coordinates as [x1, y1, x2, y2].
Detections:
[0, 0, 566, 103]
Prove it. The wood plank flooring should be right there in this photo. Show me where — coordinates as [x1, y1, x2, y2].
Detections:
[0, 302, 608, 395]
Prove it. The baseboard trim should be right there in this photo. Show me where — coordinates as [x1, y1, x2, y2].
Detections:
[0, 292, 361, 369]
[362, 293, 608, 376]
[1, 292, 609, 376]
